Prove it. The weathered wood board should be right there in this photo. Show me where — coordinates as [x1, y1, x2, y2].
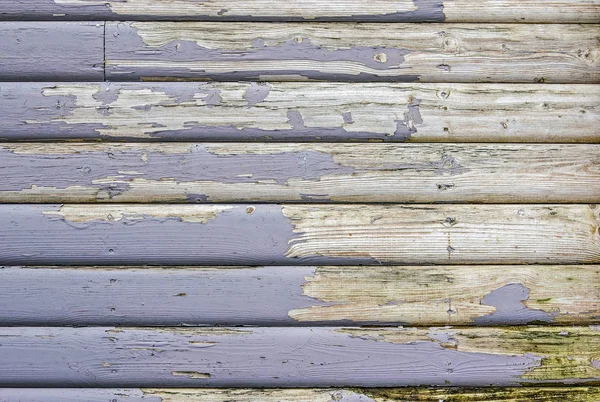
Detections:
[0, 265, 597, 326]
[0, 326, 598, 387]
[1, 204, 598, 266]
[105, 23, 600, 83]
[2, 82, 598, 142]
[0, 22, 104, 81]
[2, 387, 600, 402]
[1, 143, 599, 203]
[1, 0, 599, 23]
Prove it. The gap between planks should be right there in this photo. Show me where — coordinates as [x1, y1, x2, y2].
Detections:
[1, 387, 600, 401]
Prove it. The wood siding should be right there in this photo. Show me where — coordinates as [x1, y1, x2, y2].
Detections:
[1, 143, 598, 203]
[1, 0, 599, 23]
[3, 387, 599, 402]
[0, 265, 597, 326]
[0, 0, 598, 398]
[0, 22, 104, 81]
[0, 326, 598, 387]
[1, 82, 597, 142]
[1, 204, 599, 266]
[105, 23, 600, 83]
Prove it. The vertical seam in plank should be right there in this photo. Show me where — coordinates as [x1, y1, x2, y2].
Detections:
[103, 21, 107, 82]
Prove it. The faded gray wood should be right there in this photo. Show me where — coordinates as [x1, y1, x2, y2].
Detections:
[0, 265, 597, 326]
[0, 204, 598, 266]
[0, 326, 597, 387]
[0, 22, 104, 81]
[106, 23, 600, 83]
[1, 0, 599, 23]
[1, 82, 598, 142]
[1, 143, 599, 203]
[2, 387, 600, 401]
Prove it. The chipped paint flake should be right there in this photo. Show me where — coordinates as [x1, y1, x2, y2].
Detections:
[42, 204, 234, 224]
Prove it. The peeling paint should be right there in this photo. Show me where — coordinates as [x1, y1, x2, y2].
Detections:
[473, 283, 557, 325]
[42, 204, 233, 224]
[243, 82, 270, 107]
[0, 145, 357, 197]
[49, 0, 431, 20]
[5, 326, 589, 387]
[171, 371, 210, 379]
[13, 83, 415, 140]
[106, 22, 420, 82]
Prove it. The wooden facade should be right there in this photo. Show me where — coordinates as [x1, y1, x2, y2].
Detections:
[0, 0, 598, 399]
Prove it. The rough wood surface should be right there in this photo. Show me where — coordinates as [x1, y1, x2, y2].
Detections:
[0, 265, 597, 326]
[1, 204, 598, 266]
[1, 0, 598, 23]
[2, 387, 600, 401]
[105, 23, 600, 83]
[1, 143, 599, 203]
[0, 326, 598, 387]
[0, 22, 104, 81]
[2, 82, 598, 142]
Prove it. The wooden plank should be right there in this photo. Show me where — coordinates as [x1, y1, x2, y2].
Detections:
[1, 143, 599, 203]
[1, 0, 599, 23]
[0, 265, 597, 326]
[0, 22, 104, 81]
[2, 82, 598, 142]
[105, 23, 600, 83]
[1, 204, 598, 266]
[2, 387, 600, 402]
[0, 326, 598, 386]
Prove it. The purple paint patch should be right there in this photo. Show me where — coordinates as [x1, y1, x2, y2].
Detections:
[243, 82, 271, 107]
[0, 266, 335, 326]
[473, 283, 557, 325]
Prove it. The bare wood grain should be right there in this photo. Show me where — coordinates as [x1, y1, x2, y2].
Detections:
[2, 387, 600, 401]
[1, 143, 599, 203]
[0, 0, 598, 23]
[0, 204, 598, 266]
[0, 22, 104, 81]
[2, 82, 598, 142]
[0, 326, 598, 387]
[0, 265, 596, 326]
[106, 23, 600, 83]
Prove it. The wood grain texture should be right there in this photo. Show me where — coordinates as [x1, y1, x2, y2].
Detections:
[0, 22, 104, 81]
[1, 143, 599, 203]
[105, 22, 600, 83]
[0, 265, 597, 326]
[0, 326, 598, 387]
[2, 387, 600, 402]
[1, 204, 598, 266]
[0, 0, 598, 23]
[2, 82, 598, 142]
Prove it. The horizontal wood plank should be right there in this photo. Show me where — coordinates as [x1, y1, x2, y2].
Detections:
[1, 204, 598, 265]
[2, 82, 598, 142]
[106, 23, 600, 83]
[0, 22, 104, 81]
[1, 0, 598, 23]
[1, 143, 599, 203]
[0, 326, 598, 386]
[2, 387, 600, 401]
[0, 265, 597, 326]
